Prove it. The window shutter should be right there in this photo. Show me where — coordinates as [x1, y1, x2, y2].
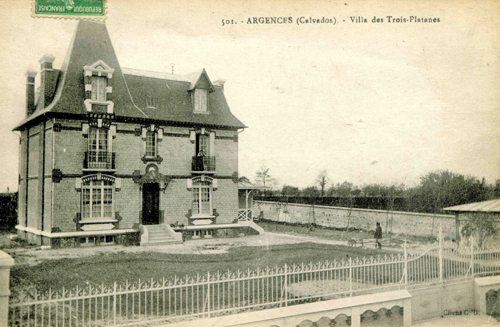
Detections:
[201, 90, 207, 111]
[209, 132, 215, 156]
[75, 178, 82, 190]
[82, 123, 89, 136]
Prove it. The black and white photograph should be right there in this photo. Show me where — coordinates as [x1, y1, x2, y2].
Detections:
[0, 1, 499, 326]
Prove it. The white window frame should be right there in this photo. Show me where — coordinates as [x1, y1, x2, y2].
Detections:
[192, 180, 212, 216]
[145, 130, 157, 157]
[88, 127, 111, 167]
[91, 76, 107, 102]
[194, 89, 208, 112]
[81, 179, 114, 220]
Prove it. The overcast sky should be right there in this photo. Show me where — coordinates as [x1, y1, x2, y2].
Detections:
[0, 0, 499, 191]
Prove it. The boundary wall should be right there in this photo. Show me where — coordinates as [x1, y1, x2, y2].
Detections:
[255, 200, 456, 238]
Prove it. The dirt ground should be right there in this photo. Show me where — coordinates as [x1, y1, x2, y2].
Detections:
[5, 232, 351, 266]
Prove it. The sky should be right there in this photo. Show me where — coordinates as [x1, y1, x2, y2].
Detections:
[0, 0, 499, 191]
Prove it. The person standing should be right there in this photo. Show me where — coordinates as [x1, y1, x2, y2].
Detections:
[375, 222, 382, 249]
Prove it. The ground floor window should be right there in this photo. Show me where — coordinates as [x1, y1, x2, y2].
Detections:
[82, 179, 114, 219]
[192, 180, 212, 215]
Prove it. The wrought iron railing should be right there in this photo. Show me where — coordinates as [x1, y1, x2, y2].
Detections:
[84, 151, 115, 170]
[191, 156, 216, 172]
[9, 237, 500, 326]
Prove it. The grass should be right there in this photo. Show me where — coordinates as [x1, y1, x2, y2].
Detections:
[11, 242, 394, 295]
[256, 220, 437, 244]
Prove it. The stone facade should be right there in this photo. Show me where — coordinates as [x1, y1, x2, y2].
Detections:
[14, 21, 246, 246]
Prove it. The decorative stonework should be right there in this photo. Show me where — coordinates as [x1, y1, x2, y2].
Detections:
[141, 155, 163, 164]
[132, 165, 171, 191]
[52, 169, 63, 183]
[53, 123, 62, 132]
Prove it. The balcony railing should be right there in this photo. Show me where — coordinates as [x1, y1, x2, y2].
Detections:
[191, 156, 216, 172]
[84, 151, 115, 170]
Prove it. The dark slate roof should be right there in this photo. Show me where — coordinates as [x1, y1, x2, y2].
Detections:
[14, 20, 246, 130]
[122, 68, 246, 128]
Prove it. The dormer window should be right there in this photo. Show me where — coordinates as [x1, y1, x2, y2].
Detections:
[146, 95, 156, 109]
[194, 89, 207, 112]
[91, 76, 107, 101]
[83, 60, 115, 113]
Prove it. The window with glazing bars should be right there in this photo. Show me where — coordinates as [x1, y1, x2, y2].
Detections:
[192, 181, 211, 215]
[88, 127, 108, 166]
[145, 131, 157, 157]
[81, 180, 114, 219]
[91, 76, 107, 101]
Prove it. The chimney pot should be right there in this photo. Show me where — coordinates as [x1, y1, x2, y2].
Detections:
[39, 54, 56, 70]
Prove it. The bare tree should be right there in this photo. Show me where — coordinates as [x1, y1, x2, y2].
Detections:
[255, 166, 272, 187]
[316, 170, 330, 198]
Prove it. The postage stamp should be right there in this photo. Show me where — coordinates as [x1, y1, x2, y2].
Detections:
[32, 0, 106, 20]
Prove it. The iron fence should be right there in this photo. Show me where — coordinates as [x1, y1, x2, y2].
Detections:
[9, 234, 500, 326]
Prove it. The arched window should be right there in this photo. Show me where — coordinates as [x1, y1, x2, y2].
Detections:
[82, 179, 114, 219]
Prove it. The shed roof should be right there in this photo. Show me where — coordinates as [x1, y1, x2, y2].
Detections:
[238, 181, 268, 190]
[443, 199, 500, 213]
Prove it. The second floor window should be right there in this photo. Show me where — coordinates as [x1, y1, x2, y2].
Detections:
[196, 134, 209, 156]
[88, 127, 109, 167]
[91, 76, 107, 102]
[145, 131, 157, 157]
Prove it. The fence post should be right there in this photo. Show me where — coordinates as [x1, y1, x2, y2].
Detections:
[349, 257, 353, 296]
[113, 281, 117, 325]
[403, 239, 408, 288]
[284, 263, 288, 307]
[470, 237, 474, 278]
[0, 251, 14, 327]
[439, 226, 443, 284]
[207, 271, 211, 317]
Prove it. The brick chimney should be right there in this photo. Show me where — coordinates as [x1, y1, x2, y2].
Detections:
[25, 69, 37, 116]
[38, 54, 57, 109]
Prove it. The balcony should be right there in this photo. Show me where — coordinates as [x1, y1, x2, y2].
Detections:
[84, 151, 115, 170]
[191, 156, 216, 173]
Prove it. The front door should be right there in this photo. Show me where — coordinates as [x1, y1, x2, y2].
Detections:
[142, 183, 159, 225]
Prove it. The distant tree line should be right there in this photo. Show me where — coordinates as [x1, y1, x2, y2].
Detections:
[0, 192, 17, 230]
[254, 169, 500, 214]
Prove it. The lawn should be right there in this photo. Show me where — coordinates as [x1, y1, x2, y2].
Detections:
[256, 220, 436, 245]
[10, 242, 394, 296]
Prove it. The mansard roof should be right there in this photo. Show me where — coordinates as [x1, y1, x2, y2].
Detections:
[14, 20, 246, 130]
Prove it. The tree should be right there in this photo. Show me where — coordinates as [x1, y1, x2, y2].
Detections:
[302, 186, 320, 198]
[282, 185, 301, 197]
[460, 212, 499, 247]
[316, 170, 329, 198]
[255, 166, 272, 187]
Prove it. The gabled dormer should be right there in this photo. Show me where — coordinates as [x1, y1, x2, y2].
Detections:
[83, 60, 115, 114]
[186, 69, 215, 114]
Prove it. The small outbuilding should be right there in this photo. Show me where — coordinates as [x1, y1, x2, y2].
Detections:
[443, 198, 500, 241]
[238, 181, 266, 221]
